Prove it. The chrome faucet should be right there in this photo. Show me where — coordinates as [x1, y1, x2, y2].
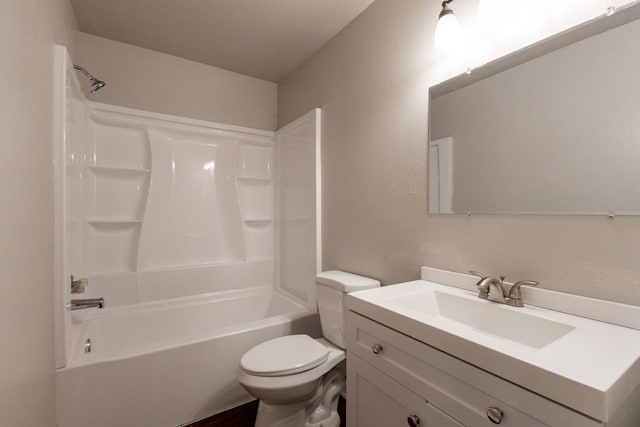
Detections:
[70, 298, 105, 310]
[469, 271, 538, 307]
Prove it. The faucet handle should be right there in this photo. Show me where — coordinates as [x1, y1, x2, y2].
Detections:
[469, 271, 491, 299]
[507, 280, 539, 306]
[469, 270, 486, 280]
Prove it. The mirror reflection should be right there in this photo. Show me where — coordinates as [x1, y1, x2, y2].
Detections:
[428, 10, 640, 215]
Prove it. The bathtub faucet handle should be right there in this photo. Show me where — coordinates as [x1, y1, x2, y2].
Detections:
[70, 275, 87, 293]
[70, 297, 104, 310]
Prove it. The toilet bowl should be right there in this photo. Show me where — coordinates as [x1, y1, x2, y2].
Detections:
[237, 271, 380, 427]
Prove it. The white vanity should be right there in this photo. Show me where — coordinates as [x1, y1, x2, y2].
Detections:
[345, 268, 640, 426]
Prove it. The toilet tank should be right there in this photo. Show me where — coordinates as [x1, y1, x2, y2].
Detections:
[316, 270, 380, 348]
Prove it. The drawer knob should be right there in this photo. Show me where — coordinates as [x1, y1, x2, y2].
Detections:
[486, 407, 504, 424]
[371, 343, 383, 355]
[407, 414, 420, 427]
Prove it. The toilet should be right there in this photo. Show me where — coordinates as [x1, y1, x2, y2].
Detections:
[237, 270, 380, 427]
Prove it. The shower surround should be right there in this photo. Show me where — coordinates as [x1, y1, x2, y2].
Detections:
[53, 46, 322, 426]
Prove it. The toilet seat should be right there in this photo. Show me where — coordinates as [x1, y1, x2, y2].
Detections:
[240, 335, 329, 377]
[237, 338, 346, 407]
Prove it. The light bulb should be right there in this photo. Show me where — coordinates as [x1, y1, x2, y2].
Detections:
[434, 10, 462, 50]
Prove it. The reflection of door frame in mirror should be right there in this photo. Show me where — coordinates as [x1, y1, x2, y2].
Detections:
[428, 137, 453, 214]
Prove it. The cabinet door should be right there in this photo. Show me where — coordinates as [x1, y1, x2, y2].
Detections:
[348, 354, 427, 427]
[427, 403, 464, 427]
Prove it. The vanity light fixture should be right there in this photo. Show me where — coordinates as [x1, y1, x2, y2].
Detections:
[434, 0, 463, 50]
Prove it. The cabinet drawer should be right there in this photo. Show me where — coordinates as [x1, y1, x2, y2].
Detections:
[347, 311, 601, 427]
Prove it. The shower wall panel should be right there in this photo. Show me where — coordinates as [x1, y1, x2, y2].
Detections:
[275, 109, 322, 310]
[138, 131, 244, 270]
[77, 105, 276, 306]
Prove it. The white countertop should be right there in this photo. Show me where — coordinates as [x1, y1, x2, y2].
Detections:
[346, 277, 640, 421]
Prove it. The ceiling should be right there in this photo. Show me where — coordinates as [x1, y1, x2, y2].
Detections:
[70, 0, 376, 82]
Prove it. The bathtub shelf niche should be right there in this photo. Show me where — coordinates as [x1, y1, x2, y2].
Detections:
[88, 165, 150, 174]
[84, 117, 151, 277]
[86, 221, 141, 275]
[236, 138, 275, 265]
[88, 219, 143, 225]
[237, 176, 272, 182]
[243, 219, 275, 261]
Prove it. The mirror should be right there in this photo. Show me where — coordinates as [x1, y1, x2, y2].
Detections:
[428, 4, 640, 215]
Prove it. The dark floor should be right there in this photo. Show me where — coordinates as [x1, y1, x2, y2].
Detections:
[188, 400, 259, 427]
[187, 397, 346, 427]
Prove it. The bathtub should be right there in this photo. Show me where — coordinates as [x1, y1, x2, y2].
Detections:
[56, 287, 320, 427]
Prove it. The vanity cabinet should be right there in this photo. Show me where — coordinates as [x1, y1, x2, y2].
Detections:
[346, 311, 601, 427]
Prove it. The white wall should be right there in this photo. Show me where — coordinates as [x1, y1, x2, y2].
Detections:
[78, 33, 278, 131]
[0, 0, 78, 425]
[278, 0, 640, 305]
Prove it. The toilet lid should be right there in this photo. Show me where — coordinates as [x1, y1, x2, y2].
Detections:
[240, 335, 329, 377]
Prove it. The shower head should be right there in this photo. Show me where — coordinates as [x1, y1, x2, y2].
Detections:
[73, 65, 106, 93]
[89, 77, 106, 93]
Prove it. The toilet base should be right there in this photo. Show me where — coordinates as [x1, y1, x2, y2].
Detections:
[255, 401, 308, 427]
[254, 366, 344, 427]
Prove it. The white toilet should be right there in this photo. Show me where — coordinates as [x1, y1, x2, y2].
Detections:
[237, 270, 380, 427]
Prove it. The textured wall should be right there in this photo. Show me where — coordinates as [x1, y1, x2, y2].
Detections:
[78, 33, 278, 131]
[278, 0, 640, 306]
[0, 0, 78, 425]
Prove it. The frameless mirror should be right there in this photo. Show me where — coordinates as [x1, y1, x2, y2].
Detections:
[428, 4, 640, 215]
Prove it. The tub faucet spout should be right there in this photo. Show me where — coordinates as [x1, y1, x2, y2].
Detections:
[70, 298, 104, 310]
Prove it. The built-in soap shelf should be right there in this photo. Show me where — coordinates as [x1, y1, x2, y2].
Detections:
[243, 219, 274, 261]
[88, 219, 143, 225]
[88, 165, 150, 175]
[84, 119, 151, 276]
[237, 176, 272, 182]
[86, 165, 147, 275]
[237, 140, 274, 262]
[86, 166, 149, 220]
[85, 221, 141, 275]
[238, 180, 273, 215]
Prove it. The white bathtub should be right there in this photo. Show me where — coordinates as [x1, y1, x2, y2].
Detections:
[56, 288, 320, 427]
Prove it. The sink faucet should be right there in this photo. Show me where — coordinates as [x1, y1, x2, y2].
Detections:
[469, 271, 538, 307]
[70, 298, 105, 310]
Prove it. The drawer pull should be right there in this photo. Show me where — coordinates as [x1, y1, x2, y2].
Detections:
[371, 343, 383, 354]
[407, 414, 420, 426]
[486, 407, 504, 424]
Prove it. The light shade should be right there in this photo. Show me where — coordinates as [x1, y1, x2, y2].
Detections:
[434, 7, 462, 50]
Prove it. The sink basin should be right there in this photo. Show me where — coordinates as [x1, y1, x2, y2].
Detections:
[387, 289, 574, 349]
